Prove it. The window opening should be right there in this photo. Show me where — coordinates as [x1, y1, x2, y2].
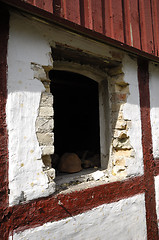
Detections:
[50, 70, 101, 175]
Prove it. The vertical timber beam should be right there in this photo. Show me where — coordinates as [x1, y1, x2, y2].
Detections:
[138, 58, 158, 240]
[0, 4, 9, 240]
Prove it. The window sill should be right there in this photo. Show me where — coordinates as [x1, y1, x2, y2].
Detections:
[55, 168, 110, 194]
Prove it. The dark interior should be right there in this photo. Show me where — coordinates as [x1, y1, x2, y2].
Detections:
[49, 70, 100, 169]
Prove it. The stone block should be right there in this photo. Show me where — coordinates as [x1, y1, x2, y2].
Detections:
[37, 132, 54, 145]
[40, 92, 53, 107]
[114, 158, 125, 166]
[39, 107, 53, 117]
[110, 74, 126, 85]
[36, 118, 53, 132]
[112, 165, 127, 178]
[113, 149, 132, 158]
[114, 85, 129, 94]
[111, 93, 127, 103]
[117, 93, 127, 102]
[108, 66, 123, 76]
[118, 131, 127, 139]
[113, 130, 127, 138]
[113, 138, 132, 150]
[46, 168, 55, 181]
[42, 155, 52, 168]
[42, 146, 54, 155]
[114, 120, 126, 130]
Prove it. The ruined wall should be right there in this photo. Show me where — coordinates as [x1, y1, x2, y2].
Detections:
[6, 11, 147, 239]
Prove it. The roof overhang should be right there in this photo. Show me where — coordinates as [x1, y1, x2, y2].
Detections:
[1, 0, 159, 63]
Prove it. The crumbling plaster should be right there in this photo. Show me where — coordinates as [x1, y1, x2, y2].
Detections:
[7, 12, 54, 205]
[7, 11, 144, 205]
[106, 55, 143, 179]
[122, 55, 143, 176]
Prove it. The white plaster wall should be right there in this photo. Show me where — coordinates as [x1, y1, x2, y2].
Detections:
[7, 12, 54, 206]
[155, 175, 159, 226]
[10, 194, 147, 240]
[7, 11, 144, 205]
[123, 55, 144, 176]
[149, 62, 159, 158]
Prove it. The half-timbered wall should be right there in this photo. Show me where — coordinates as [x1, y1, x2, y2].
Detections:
[1, 5, 159, 240]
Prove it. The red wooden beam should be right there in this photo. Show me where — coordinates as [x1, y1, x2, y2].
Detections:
[138, 0, 154, 54]
[150, 0, 159, 57]
[154, 159, 159, 176]
[138, 58, 158, 240]
[10, 176, 145, 234]
[0, 5, 10, 239]
[129, 0, 141, 49]
[122, 0, 131, 46]
[111, 0, 124, 42]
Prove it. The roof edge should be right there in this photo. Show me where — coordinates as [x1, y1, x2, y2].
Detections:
[1, 0, 159, 63]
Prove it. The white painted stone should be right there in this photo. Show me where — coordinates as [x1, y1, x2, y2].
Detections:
[10, 194, 147, 240]
[122, 55, 144, 176]
[7, 12, 54, 206]
[149, 62, 159, 158]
